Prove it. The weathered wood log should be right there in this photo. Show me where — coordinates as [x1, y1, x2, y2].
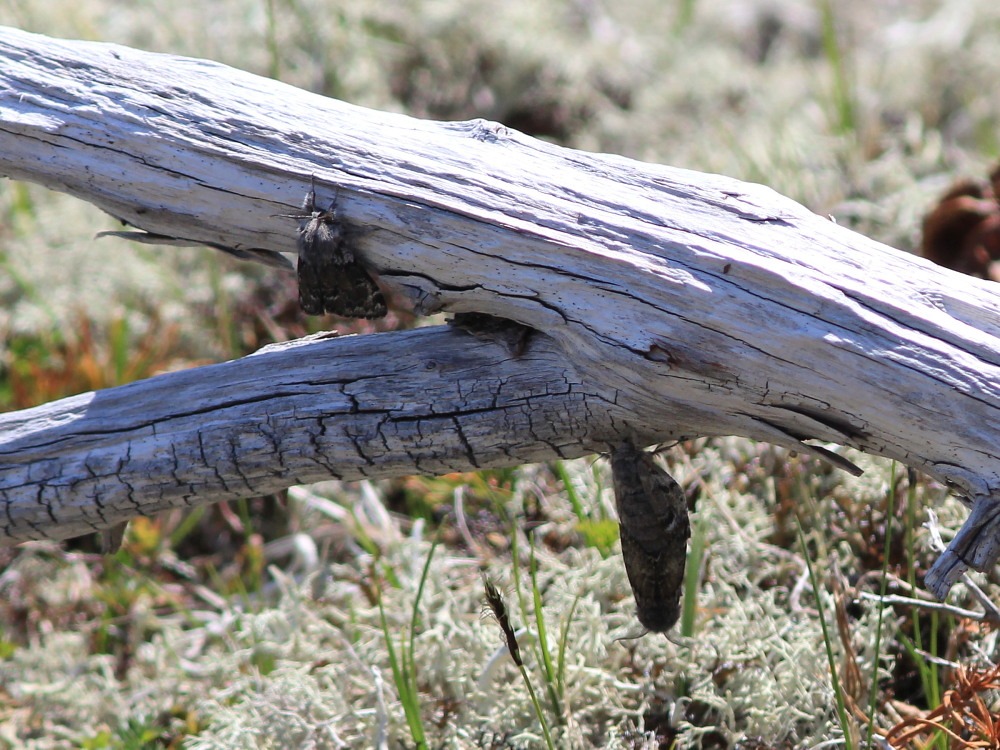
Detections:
[2, 26, 1000, 597]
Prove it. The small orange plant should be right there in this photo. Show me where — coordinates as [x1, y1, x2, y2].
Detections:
[885, 662, 1000, 749]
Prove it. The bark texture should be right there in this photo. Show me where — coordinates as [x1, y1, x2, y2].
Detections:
[2, 26, 1000, 596]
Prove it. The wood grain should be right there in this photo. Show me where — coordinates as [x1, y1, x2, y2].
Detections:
[4, 26, 1000, 594]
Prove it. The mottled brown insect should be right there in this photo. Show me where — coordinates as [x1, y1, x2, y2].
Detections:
[611, 440, 691, 633]
[290, 182, 387, 318]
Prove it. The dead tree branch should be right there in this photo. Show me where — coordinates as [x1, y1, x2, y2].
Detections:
[2, 26, 1000, 596]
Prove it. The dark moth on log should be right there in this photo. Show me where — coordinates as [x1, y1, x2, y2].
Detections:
[1, 27, 1000, 598]
[611, 441, 691, 633]
[288, 181, 387, 318]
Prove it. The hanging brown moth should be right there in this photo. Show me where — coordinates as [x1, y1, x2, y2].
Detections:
[287, 180, 387, 318]
[610, 440, 691, 633]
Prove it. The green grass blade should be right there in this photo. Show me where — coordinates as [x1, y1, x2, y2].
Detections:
[376, 535, 439, 750]
[556, 593, 581, 701]
[529, 542, 562, 721]
[517, 661, 556, 750]
[817, 0, 857, 136]
[378, 593, 427, 750]
[904, 472, 942, 728]
[409, 532, 440, 662]
[263, 0, 281, 80]
[673, 0, 696, 34]
[681, 502, 708, 637]
[510, 520, 529, 622]
[896, 631, 947, 749]
[552, 460, 588, 522]
[505, 524, 559, 744]
[865, 462, 896, 748]
[484, 576, 556, 750]
[796, 516, 855, 749]
[169, 505, 207, 548]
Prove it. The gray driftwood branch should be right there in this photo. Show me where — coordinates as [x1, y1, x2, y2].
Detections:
[2, 26, 1000, 597]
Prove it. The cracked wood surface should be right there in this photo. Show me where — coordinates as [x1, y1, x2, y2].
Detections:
[0, 329, 610, 543]
[2, 26, 1000, 595]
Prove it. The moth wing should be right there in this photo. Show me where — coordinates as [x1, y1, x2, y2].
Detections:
[611, 441, 691, 633]
[297, 256, 387, 318]
[633, 451, 691, 544]
[619, 529, 685, 632]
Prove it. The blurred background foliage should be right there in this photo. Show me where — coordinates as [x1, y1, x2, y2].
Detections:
[1, 0, 1000, 747]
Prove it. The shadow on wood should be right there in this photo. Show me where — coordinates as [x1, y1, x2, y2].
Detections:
[2, 25, 1000, 597]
